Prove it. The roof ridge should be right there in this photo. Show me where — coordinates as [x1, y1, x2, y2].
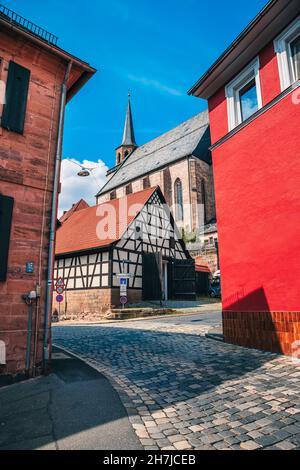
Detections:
[122, 122, 208, 170]
[64, 186, 158, 225]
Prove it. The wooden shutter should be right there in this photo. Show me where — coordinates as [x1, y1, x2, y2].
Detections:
[0, 195, 14, 282]
[142, 253, 162, 301]
[172, 259, 196, 300]
[2, 61, 30, 134]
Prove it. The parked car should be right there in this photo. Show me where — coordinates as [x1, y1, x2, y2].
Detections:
[208, 281, 221, 298]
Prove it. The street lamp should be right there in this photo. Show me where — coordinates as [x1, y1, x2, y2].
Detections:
[66, 158, 98, 177]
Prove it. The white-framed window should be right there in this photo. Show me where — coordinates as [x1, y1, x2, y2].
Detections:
[225, 58, 262, 131]
[274, 16, 300, 91]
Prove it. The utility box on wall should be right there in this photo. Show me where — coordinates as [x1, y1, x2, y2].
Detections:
[0, 341, 6, 365]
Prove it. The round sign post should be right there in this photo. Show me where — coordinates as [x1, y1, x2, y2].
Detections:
[120, 296, 128, 309]
[56, 294, 64, 317]
[56, 294, 64, 303]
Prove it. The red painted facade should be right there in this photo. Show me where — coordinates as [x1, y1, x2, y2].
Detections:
[191, 6, 300, 355]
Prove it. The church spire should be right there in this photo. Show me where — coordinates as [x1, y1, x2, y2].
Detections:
[115, 93, 138, 166]
[121, 92, 137, 146]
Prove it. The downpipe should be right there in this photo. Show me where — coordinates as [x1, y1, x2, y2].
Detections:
[43, 61, 72, 372]
[22, 290, 39, 377]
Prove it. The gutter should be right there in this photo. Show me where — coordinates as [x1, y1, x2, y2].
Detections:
[43, 61, 72, 370]
[0, 18, 96, 101]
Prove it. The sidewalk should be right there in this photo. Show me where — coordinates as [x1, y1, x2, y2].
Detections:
[0, 348, 142, 450]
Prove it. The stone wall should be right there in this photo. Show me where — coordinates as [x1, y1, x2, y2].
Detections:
[53, 288, 143, 321]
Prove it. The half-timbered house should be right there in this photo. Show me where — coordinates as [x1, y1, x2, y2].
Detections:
[54, 187, 195, 320]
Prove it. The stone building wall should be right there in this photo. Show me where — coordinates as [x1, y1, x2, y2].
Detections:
[0, 27, 67, 374]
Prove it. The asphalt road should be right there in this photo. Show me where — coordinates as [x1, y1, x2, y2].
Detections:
[0, 347, 142, 450]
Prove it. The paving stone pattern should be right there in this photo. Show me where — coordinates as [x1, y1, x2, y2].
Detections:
[53, 318, 300, 450]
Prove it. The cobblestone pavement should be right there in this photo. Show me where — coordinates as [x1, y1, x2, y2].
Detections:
[53, 314, 300, 451]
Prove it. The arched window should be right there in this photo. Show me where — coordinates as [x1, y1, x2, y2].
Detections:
[174, 178, 184, 222]
[201, 180, 207, 224]
[117, 153, 121, 164]
[124, 150, 129, 158]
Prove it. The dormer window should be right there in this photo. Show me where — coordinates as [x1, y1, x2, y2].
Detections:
[225, 58, 262, 131]
[274, 16, 300, 91]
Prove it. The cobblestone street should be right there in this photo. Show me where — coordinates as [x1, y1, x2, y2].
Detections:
[53, 313, 300, 451]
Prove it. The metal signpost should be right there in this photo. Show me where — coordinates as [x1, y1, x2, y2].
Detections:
[117, 268, 133, 309]
[55, 278, 65, 316]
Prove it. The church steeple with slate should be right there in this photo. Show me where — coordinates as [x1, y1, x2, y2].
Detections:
[115, 93, 138, 166]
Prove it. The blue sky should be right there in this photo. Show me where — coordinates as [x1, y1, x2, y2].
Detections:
[6, 0, 267, 170]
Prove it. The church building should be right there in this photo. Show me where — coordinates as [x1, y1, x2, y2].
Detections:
[96, 96, 216, 239]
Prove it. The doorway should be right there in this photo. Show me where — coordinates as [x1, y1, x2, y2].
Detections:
[162, 260, 168, 301]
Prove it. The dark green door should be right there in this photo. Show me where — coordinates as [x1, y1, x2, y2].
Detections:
[142, 253, 162, 301]
[171, 259, 196, 300]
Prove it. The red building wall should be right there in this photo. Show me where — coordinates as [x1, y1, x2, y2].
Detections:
[208, 42, 300, 355]
[0, 28, 66, 375]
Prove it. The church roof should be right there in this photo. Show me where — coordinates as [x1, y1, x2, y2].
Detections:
[120, 95, 137, 147]
[97, 110, 210, 197]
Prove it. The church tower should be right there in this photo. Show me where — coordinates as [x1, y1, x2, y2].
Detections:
[115, 93, 138, 166]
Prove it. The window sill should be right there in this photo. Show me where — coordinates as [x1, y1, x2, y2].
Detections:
[210, 79, 300, 151]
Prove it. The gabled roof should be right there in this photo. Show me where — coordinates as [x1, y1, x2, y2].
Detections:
[120, 95, 137, 147]
[55, 187, 157, 255]
[188, 0, 300, 99]
[59, 199, 89, 224]
[97, 110, 210, 197]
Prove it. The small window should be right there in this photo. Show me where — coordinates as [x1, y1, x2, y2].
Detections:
[143, 176, 150, 189]
[274, 16, 300, 91]
[225, 58, 262, 131]
[110, 190, 116, 200]
[125, 184, 132, 195]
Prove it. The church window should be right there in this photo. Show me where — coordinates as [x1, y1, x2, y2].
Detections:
[110, 190, 116, 200]
[201, 180, 207, 224]
[174, 178, 184, 222]
[117, 153, 121, 164]
[126, 184, 133, 195]
[143, 176, 150, 189]
[124, 150, 129, 158]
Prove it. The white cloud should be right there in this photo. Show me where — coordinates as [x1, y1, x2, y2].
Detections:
[127, 74, 183, 97]
[58, 158, 108, 217]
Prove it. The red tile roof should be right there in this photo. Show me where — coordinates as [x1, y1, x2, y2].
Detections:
[56, 187, 157, 255]
[59, 199, 90, 224]
[194, 256, 211, 273]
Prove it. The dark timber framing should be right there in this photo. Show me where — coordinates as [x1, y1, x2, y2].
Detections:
[54, 188, 191, 297]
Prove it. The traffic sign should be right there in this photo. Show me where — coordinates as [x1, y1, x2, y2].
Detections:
[56, 294, 64, 303]
[56, 286, 64, 295]
[120, 296, 128, 305]
[55, 277, 65, 288]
